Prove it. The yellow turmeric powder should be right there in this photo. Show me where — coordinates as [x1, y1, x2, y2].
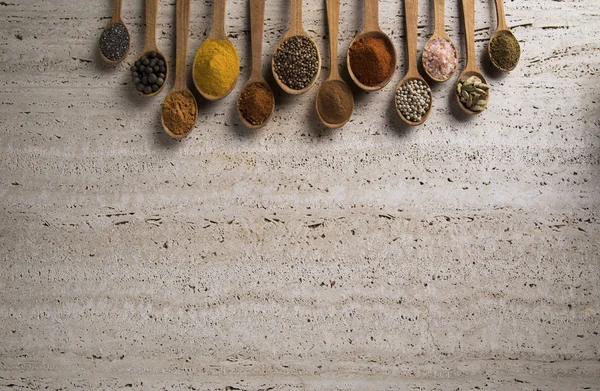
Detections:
[193, 39, 239, 98]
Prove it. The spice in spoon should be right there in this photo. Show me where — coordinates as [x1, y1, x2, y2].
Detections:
[237, 82, 274, 126]
[131, 51, 166, 95]
[395, 79, 432, 123]
[422, 38, 457, 81]
[489, 31, 520, 70]
[193, 39, 240, 97]
[273, 36, 319, 90]
[348, 36, 394, 87]
[457, 75, 489, 112]
[162, 91, 197, 135]
[100, 23, 130, 61]
[317, 80, 353, 125]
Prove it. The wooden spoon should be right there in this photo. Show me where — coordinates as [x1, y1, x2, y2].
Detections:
[488, 0, 520, 71]
[135, 0, 168, 97]
[237, 0, 274, 129]
[316, 0, 353, 128]
[346, 0, 397, 91]
[271, 0, 321, 94]
[161, 0, 197, 138]
[193, 0, 240, 100]
[394, 0, 432, 126]
[422, 0, 458, 82]
[456, 0, 489, 114]
[99, 0, 131, 64]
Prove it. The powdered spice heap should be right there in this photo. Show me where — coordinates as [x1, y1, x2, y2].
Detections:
[237, 82, 274, 126]
[348, 36, 394, 87]
[489, 31, 520, 71]
[317, 80, 353, 125]
[161, 91, 197, 136]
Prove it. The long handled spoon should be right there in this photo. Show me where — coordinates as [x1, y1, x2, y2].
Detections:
[347, 0, 397, 91]
[316, 0, 353, 128]
[456, 0, 489, 114]
[394, 0, 432, 125]
[422, 0, 458, 82]
[488, 0, 520, 71]
[161, 0, 197, 138]
[99, 0, 131, 64]
[132, 0, 169, 96]
[237, 0, 274, 128]
[193, 0, 240, 100]
[271, 0, 321, 94]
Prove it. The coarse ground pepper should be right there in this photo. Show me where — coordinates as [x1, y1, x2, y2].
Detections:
[237, 82, 274, 126]
[348, 36, 394, 87]
[273, 36, 319, 90]
[193, 39, 240, 97]
[161, 91, 197, 135]
[489, 31, 520, 70]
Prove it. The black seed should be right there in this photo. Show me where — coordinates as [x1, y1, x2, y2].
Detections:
[142, 76, 148, 85]
[136, 83, 145, 91]
[157, 60, 164, 67]
[135, 60, 141, 67]
[148, 74, 157, 83]
[158, 73, 165, 79]
[132, 71, 139, 78]
[156, 78, 164, 86]
[139, 65, 146, 72]
[152, 84, 159, 92]
[143, 86, 152, 94]
[133, 77, 140, 85]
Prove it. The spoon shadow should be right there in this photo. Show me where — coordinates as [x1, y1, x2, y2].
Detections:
[479, 43, 507, 80]
[386, 92, 412, 138]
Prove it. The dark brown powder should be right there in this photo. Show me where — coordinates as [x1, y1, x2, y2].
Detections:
[317, 80, 353, 125]
[348, 36, 394, 87]
[237, 82, 274, 126]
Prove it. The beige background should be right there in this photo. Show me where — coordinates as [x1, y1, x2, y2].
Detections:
[1, 0, 599, 389]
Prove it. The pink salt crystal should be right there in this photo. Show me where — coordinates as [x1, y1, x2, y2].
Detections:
[423, 38, 458, 81]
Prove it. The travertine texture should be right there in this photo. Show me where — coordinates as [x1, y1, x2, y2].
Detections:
[1, 0, 599, 390]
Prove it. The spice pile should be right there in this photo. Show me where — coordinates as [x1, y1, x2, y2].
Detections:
[422, 38, 457, 81]
[348, 36, 394, 87]
[100, 23, 130, 61]
[161, 91, 197, 135]
[131, 51, 166, 95]
[395, 79, 432, 122]
[317, 80, 353, 125]
[273, 36, 319, 90]
[457, 75, 489, 112]
[237, 82, 274, 126]
[193, 39, 240, 98]
[489, 31, 520, 70]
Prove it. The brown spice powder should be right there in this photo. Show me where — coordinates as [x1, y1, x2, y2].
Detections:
[238, 82, 274, 126]
[161, 91, 196, 136]
[348, 36, 394, 87]
[317, 80, 353, 125]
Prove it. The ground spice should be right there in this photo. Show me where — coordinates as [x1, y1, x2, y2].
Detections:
[422, 38, 457, 81]
[489, 31, 520, 70]
[161, 91, 197, 135]
[237, 82, 274, 126]
[348, 36, 394, 87]
[193, 39, 240, 98]
[317, 80, 353, 125]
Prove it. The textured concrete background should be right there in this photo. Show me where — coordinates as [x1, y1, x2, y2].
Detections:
[1, 0, 599, 389]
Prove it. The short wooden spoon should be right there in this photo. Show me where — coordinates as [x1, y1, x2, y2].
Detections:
[193, 0, 240, 100]
[237, 0, 274, 129]
[456, 0, 489, 114]
[347, 0, 397, 91]
[316, 0, 354, 128]
[99, 0, 131, 64]
[395, 0, 432, 126]
[161, 0, 197, 138]
[422, 0, 458, 82]
[135, 0, 168, 97]
[271, 0, 321, 94]
[488, 0, 520, 71]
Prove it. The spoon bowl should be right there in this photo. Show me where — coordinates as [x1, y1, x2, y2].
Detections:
[237, 77, 275, 129]
[488, 0, 520, 71]
[161, 0, 197, 138]
[346, 0, 396, 91]
[193, 0, 240, 101]
[395, 76, 432, 126]
[316, 78, 354, 129]
[455, 69, 488, 114]
[99, 0, 131, 64]
[421, 0, 458, 82]
[271, 0, 321, 95]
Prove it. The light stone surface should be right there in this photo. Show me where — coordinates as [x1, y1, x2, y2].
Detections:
[1, 0, 599, 390]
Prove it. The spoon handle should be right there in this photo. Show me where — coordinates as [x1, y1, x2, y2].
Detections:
[404, 0, 418, 74]
[364, 0, 379, 31]
[326, 0, 339, 78]
[144, 0, 158, 51]
[433, 0, 446, 36]
[211, 0, 227, 39]
[289, 0, 303, 35]
[461, 0, 476, 71]
[250, 0, 265, 78]
[175, 0, 191, 89]
[493, 0, 508, 30]
[112, 0, 123, 23]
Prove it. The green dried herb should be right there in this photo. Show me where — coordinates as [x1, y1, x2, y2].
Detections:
[489, 31, 520, 70]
